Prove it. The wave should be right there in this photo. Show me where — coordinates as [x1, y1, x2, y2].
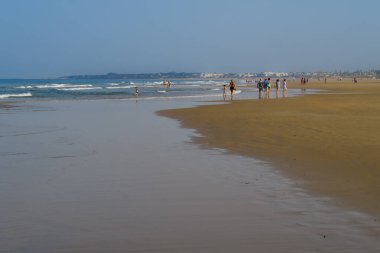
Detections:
[58, 87, 103, 91]
[0, 92, 32, 99]
[144, 81, 164, 86]
[106, 85, 135, 89]
[183, 80, 223, 85]
[36, 84, 93, 89]
[16, 85, 33, 89]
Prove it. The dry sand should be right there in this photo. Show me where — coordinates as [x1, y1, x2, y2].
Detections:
[159, 80, 380, 218]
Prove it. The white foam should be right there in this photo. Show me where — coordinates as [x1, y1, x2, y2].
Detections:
[106, 85, 135, 89]
[211, 88, 221, 91]
[16, 85, 33, 89]
[58, 87, 102, 91]
[0, 92, 32, 99]
[157, 90, 166, 93]
[36, 84, 93, 89]
[183, 80, 222, 85]
[144, 81, 164, 86]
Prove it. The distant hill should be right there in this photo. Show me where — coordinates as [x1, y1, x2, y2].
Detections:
[61, 72, 202, 79]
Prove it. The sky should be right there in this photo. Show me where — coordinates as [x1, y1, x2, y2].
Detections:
[1, 0, 380, 78]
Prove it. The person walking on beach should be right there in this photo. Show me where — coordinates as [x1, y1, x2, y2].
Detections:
[275, 79, 280, 90]
[229, 79, 236, 100]
[266, 78, 271, 98]
[263, 78, 268, 92]
[258, 79, 264, 99]
[282, 79, 287, 97]
[275, 79, 280, 98]
[168, 80, 171, 88]
[134, 87, 139, 97]
[223, 84, 227, 100]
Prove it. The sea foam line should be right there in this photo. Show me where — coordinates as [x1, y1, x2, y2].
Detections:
[106, 85, 135, 89]
[36, 84, 93, 89]
[0, 93, 32, 99]
[58, 87, 102, 91]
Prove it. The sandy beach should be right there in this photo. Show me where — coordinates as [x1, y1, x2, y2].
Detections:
[0, 97, 379, 252]
[159, 80, 380, 219]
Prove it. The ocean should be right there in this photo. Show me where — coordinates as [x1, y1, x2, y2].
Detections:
[0, 79, 235, 101]
[0, 78, 305, 102]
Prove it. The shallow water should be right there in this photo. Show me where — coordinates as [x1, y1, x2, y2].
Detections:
[0, 99, 379, 252]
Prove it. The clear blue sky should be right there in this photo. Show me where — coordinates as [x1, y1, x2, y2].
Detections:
[1, 0, 380, 78]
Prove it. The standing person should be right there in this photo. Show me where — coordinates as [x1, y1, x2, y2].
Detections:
[275, 79, 280, 90]
[282, 79, 287, 97]
[168, 80, 171, 88]
[275, 79, 280, 98]
[223, 84, 227, 99]
[134, 86, 139, 97]
[324, 77, 327, 84]
[163, 80, 167, 88]
[229, 79, 236, 99]
[258, 79, 264, 99]
[267, 78, 271, 98]
[263, 78, 268, 93]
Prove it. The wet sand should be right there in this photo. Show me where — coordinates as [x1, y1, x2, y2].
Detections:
[1, 98, 379, 252]
[159, 80, 380, 218]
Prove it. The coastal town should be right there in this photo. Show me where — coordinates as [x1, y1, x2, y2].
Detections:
[63, 70, 379, 80]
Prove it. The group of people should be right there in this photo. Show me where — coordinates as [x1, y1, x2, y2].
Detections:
[222, 80, 237, 100]
[256, 78, 287, 98]
[134, 79, 172, 96]
[163, 80, 171, 88]
[300, 77, 309, 84]
[135, 78, 288, 99]
[222, 78, 287, 100]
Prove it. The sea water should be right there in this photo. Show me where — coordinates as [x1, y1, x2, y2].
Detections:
[0, 79, 306, 101]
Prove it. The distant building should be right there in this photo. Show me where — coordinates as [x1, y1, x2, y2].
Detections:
[201, 73, 224, 78]
[262, 72, 289, 77]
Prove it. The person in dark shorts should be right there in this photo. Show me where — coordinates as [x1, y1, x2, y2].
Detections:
[229, 79, 236, 99]
[258, 79, 264, 98]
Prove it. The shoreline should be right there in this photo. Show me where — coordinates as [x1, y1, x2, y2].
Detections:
[158, 81, 380, 218]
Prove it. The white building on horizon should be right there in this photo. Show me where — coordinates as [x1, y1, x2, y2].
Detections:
[201, 73, 224, 78]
